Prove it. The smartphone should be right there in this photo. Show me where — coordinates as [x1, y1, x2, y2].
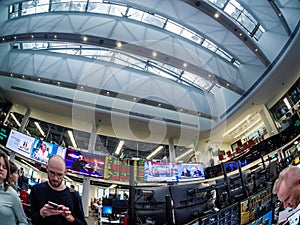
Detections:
[48, 201, 59, 209]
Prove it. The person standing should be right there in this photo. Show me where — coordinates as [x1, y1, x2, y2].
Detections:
[9, 161, 19, 190]
[30, 155, 87, 225]
[273, 166, 300, 209]
[0, 150, 28, 225]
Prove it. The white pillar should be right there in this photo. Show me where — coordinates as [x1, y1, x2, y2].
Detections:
[82, 177, 90, 217]
[168, 138, 175, 163]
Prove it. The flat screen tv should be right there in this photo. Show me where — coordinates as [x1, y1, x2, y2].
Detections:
[6, 129, 35, 158]
[177, 163, 205, 181]
[0, 124, 11, 147]
[65, 148, 105, 178]
[144, 161, 178, 182]
[30, 139, 67, 164]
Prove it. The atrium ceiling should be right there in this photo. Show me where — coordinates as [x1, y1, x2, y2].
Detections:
[0, 0, 299, 161]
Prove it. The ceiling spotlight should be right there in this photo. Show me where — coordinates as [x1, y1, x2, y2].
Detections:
[106, 91, 110, 95]
[14, 36, 17, 39]
[31, 35, 34, 38]
[2, 38, 4, 41]
[54, 35, 57, 39]
[214, 13, 220, 18]
[82, 36, 88, 42]
[116, 41, 122, 48]
[152, 51, 157, 57]
[183, 63, 188, 68]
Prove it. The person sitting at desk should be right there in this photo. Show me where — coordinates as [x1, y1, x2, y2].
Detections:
[193, 167, 203, 177]
[181, 168, 191, 177]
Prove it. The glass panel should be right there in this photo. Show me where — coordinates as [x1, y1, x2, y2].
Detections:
[181, 29, 203, 44]
[237, 13, 255, 32]
[202, 39, 217, 52]
[165, 20, 182, 35]
[87, 2, 109, 14]
[70, 1, 86, 12]
[51, 1, 71, 11]
[208, 0, 229, 8]
[109, 5, 127, 17]
[127, 8, 143, 21]
[224, 2, 241, 20]
[142, 13, 165, 28]
[216, 49, 232, 61]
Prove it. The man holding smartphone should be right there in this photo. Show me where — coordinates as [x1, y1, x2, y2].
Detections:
[29, 155, 87, 225]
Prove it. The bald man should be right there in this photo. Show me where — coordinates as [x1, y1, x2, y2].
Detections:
[273, 166, 300, 209]
[30, 155, 87, 225]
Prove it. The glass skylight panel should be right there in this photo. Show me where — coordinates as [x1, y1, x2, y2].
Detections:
[127, 8, 144, 21]
[87, 1, 109, 14]
[202, 39, 218, 52]
[70, 1, 86, 12]
[181, 28, 202, 44]
[216, 48, 232, 61]
[7, 0, 240, 67]
[208, 0, 228, 8]
[109, 4, 127, 17]
[165, 20, 183, 35]
[141, 13, 166, 28]
[193, 75, 213, 90]
[22, 42, 48, 49]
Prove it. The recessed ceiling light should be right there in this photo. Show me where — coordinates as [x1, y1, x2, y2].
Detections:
[214, 13, 220, 18]
[239, 33, 242, 36]
[255, 48, 258, 52]
[82, 36, 88, 42]
[31, 35, 34, 38]
[2, 38, 4, 41]
[106, 91, 110, 95]
[54, 35, 57, 39]
[38, 78, 41, 81]
[152, 51, 157, 57]
[116, 41, 122, 48]
[183, 63, 188, 68]
[14, 36, 17, 39]
[57, 81, 60, 85]
[226, 83, 230, 87]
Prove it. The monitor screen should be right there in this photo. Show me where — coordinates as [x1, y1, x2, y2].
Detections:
[112, 199, 127, 215]
[0, 124, 11, 147]
[6, 129, 35, 158]
[30, 139, 67, 164]
[6, 129, 67, 164]
[102, 205, 113, 215]
[177, 163, 205, 181]
[65, 148, 105, 178]
[144, 161, 178, 182]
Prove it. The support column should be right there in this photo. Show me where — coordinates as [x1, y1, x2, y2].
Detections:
[19, 108, 31, 133]
[169, 138, 175, 163]
[82, 177, 90, 218]
[82, 121, 99, 217]
[9, 151, 16, 162]
[259, 105, 279, 136]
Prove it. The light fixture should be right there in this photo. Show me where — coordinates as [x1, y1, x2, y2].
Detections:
[152, 51, 157, 57]
[214, 13, 220, 18]
[108, 184, 117, 189]
[146, 146, 163, 160]
[34, 121, 45, 136]
[82, 36, 88, 41]
[283, 97, 292, 109]
[223, 114, 251, 136]
[67, 130, 77, 148]
[233, 119, 261, 138]
[116, 41, 122, 48]
[115, 140, 124, 155]
[175, 149, 194, 161]
[10, 113, 21, 127]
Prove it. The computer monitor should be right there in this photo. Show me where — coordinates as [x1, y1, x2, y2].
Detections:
[102, 205, 113, 216]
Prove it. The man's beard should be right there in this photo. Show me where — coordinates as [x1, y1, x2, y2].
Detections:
[48, 176, 62, 188]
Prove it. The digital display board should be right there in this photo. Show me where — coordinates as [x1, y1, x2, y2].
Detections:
[178, 163, 205, 181]
[65, 148, 105, 178]
[144, 161, 178, 182]
[6, 129, 35, 158]
[0, 124, 11, 147]
[6, 129, 66, 164]
[30, 139, 67, 164]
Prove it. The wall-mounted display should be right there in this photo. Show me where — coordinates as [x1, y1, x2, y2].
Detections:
[144, 161, 178, 182]
[65, 148, 105, 178]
